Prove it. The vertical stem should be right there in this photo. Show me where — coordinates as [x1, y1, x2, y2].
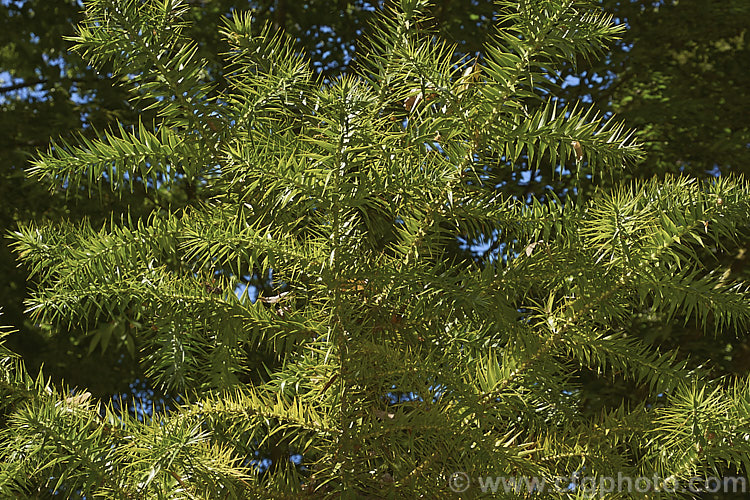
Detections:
[331, 84, 353, 495]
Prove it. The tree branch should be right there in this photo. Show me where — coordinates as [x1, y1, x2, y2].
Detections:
[0, 79, 48, 94]
[0, 76, 104, 95]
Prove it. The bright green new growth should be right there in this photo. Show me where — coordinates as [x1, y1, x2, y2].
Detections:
[3, 0, 750, 497]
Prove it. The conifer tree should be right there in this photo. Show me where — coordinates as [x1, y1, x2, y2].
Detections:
[3, 0, 750, 497]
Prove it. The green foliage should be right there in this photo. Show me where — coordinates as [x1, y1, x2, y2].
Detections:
[3, 0, 750, 497]
[566, 0, 750, 180]
[553, 0, 750, 430]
